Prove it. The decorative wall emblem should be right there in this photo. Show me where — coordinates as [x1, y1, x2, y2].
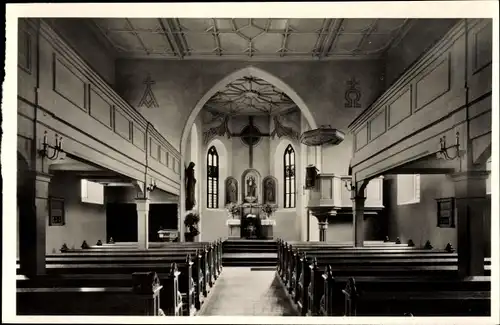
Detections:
[344, 78, 361, 108]
[138, 74, 159, 108]
[225, 177, 239, 205]
[262, 176, 278, 205]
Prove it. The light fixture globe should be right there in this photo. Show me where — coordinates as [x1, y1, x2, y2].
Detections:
[300, 125, 345, 146]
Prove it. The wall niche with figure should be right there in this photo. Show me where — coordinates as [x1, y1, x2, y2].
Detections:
[241, 169, 261, 204]
[263, 176, 278, 205]
[225, 177, 239, 205]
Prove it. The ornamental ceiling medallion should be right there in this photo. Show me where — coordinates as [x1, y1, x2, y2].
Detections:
[203, 75, 297, 116]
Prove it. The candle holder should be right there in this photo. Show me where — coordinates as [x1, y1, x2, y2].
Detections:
[436, 132, 466, 160]
[146, 178, 157, 192]
[38, 131, 64, 160]
[343, 178, 355, 191]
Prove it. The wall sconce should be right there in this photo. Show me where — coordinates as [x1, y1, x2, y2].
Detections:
[343, 178, 355, 191]
[437, 132, 465, 160]
[146, 178, 157, 192]
[38, 131, 63, 160]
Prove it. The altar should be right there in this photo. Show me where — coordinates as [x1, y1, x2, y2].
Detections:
[224, 169, 277, 240]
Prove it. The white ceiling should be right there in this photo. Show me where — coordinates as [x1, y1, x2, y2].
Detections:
[89, 18, 414, 60]
[204, 75, 297, 116]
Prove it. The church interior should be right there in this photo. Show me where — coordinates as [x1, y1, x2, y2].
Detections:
[9, 15, 495, 318]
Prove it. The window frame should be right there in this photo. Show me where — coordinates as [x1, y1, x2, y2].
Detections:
[283, 144, 296, 209]
[207, 146, 219, 209]
[396, 174, 421, 206]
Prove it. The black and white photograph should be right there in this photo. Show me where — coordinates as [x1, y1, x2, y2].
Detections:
[2, 1, 499, 323]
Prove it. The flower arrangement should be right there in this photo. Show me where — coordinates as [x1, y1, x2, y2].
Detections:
[184, 210, 200, 238]
[225, 203, 240, 219]
[261, 203, 277, 219]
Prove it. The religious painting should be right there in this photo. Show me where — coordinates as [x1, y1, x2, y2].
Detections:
[225, 177, 239, 205]
[263, 176, 278, 205]
[49, 196, 65, 226]
[241, 169, 261, 203]
[436, 197, 455, 228]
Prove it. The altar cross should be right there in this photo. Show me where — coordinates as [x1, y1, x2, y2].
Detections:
[230, 116, 270, 168]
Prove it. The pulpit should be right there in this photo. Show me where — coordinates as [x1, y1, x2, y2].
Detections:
[307, 173, 384, 242]
[307, 174, 338, 241]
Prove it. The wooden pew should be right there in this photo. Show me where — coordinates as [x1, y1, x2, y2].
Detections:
[278, 242, 424, 279]
[39, 253, 199, 315]
[341, 276, 490, 316]
[70, 239, 223, 284]
[60, 242, 222, 297]
[276, 240, 491, 316]
[282, 248, 461, 292]
[17, 272, 170, 316]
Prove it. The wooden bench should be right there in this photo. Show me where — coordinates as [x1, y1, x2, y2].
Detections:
[42, 253, 200, 315]
[19, 250, 212, 315]
[277, 240, 491, 316]
[17, 272, 169, 316]
[60, 242, 222, 290]
[67, 240, 223, 284]
[18, 260, 188, 316]
[341, 276, 490, 316]
[282, 249, 466, 292]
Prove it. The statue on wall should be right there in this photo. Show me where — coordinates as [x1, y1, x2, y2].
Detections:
[263, 176, 277, 205]
[247, 176, 257, 198]
[242, 169, 261, 203]
[225, 177, 238, 204]
[185, 162, 196, 211]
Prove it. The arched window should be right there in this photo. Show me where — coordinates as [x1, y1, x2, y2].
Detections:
[207, 146, 219, 209]
[284, 144, 296, 208]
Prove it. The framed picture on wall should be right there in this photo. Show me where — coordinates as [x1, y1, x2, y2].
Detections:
[49, 196, 65, 226]
[436, 197, 455, 228]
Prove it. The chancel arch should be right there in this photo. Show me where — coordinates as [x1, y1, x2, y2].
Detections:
[179, 67, 318, 240]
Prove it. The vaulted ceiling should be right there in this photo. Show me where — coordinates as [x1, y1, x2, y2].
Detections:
[204, 76, 297, 116]
[89, 18, 414, 60]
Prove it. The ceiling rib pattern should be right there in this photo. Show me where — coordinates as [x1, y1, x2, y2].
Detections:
[91, 18, 413, 60]
[204, 76, 297, 116]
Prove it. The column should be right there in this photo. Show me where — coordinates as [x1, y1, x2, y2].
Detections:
[136, 197, 150, 250]
[450, 171, 489, 277]
[309, 207, 333, 242]
[19, 172, 50, 276]
[352, 193, 366, 247]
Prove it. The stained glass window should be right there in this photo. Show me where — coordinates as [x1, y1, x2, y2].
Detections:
[207, 146, 219, 208]
[284, 144, 296, 208]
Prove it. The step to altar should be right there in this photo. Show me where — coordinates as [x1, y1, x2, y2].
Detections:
[222, 239, 278, 267]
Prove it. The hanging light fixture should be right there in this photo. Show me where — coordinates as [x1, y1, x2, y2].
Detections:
[300, 125, 345, 146]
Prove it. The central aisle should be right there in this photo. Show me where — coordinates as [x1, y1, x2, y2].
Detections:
[198, 267, 298, 316]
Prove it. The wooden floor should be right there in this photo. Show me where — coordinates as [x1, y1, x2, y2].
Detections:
[197, 267, 297, 316]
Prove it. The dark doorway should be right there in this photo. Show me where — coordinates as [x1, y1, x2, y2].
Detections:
[148, 204, 178, 242]
[106, 203, 137, 242]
